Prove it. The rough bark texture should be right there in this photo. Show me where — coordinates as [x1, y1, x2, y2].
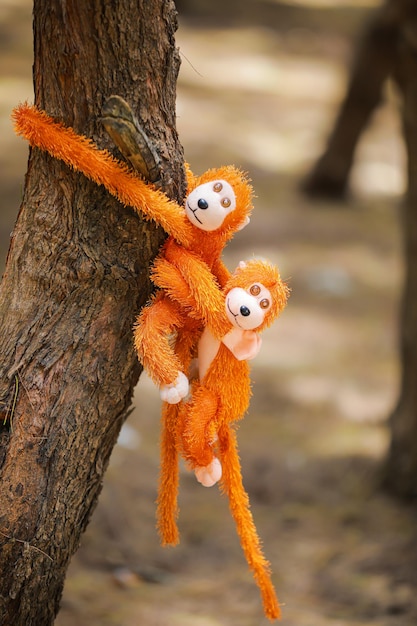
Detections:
[0, 1, 185, 624]
[302, 0, 417, 500]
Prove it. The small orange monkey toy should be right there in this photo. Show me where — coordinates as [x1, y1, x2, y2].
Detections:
[155, 257, 288, 620]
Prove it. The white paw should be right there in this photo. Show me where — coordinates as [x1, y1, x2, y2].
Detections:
[194, 457, 222, 487]
[160, 372, 189, 404]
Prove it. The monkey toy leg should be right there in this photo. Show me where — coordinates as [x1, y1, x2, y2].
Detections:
[134, 292, 185, 388]
[180, 385, 220, 471]
[218, 424, 281, 621]
[156, 323, 202, 545]
[156, 400, 182, 546]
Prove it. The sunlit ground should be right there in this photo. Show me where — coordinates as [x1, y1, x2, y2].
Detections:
[1, 1, 416, 625]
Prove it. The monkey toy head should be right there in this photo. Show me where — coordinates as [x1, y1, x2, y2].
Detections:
[224, 259, 289, 332]
[184, 165, 253, 246]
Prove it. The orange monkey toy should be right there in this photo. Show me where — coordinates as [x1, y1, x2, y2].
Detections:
[153, 256, 289, 620]
[13, 104, 287, 620]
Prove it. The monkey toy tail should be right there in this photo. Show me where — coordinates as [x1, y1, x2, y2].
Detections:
[218, 425, 281, 621]
[156, 402, 181, 546]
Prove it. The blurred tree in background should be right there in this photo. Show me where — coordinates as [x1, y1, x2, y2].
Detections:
[0, 1, 184, 624]
[303, 0, 417, 499]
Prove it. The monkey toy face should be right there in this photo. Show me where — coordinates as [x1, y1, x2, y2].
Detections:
[185, 180, 236, 232]
[223, 258, 289, 333]
[225, 282, 273, 331]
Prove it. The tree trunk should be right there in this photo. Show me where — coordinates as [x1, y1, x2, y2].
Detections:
[0, 1, 184, 624]
[301, 0, 417, 499]
[385, 5, 417, 499]
[301, 0, 402, 198]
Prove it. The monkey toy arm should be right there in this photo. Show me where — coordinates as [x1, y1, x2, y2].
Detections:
[136, 254, 247, 404]
[133, 292, 191, 402]
[12, 103, 195, 247]
[151, 241, 232, 340]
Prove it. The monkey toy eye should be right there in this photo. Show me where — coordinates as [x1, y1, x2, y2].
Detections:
[221, 198, 231, 208]
[260, 298, 270, 309]
[213, 182, 223, 192]
[250, 284, 261, 296]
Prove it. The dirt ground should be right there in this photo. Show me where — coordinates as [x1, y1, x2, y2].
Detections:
[1, 1, 417, 625]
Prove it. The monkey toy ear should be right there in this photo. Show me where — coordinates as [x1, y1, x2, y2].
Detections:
[237, 216, 250, 231]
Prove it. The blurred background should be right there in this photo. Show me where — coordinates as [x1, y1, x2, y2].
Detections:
[1, 1, 415, 624]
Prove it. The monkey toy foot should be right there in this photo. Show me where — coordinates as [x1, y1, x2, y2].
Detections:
[194, 457, 222, 487]
[160, 372, 189, 404]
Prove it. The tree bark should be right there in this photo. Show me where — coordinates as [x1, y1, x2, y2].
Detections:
[0, 1, 185, 624]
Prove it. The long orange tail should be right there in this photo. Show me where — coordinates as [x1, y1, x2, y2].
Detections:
[12, 103, 193, 246]
[218, 425, 281, 621]
[156, 402, 181, 546]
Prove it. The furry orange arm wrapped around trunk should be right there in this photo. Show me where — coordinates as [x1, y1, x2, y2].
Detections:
[12, 103, 194, 246]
